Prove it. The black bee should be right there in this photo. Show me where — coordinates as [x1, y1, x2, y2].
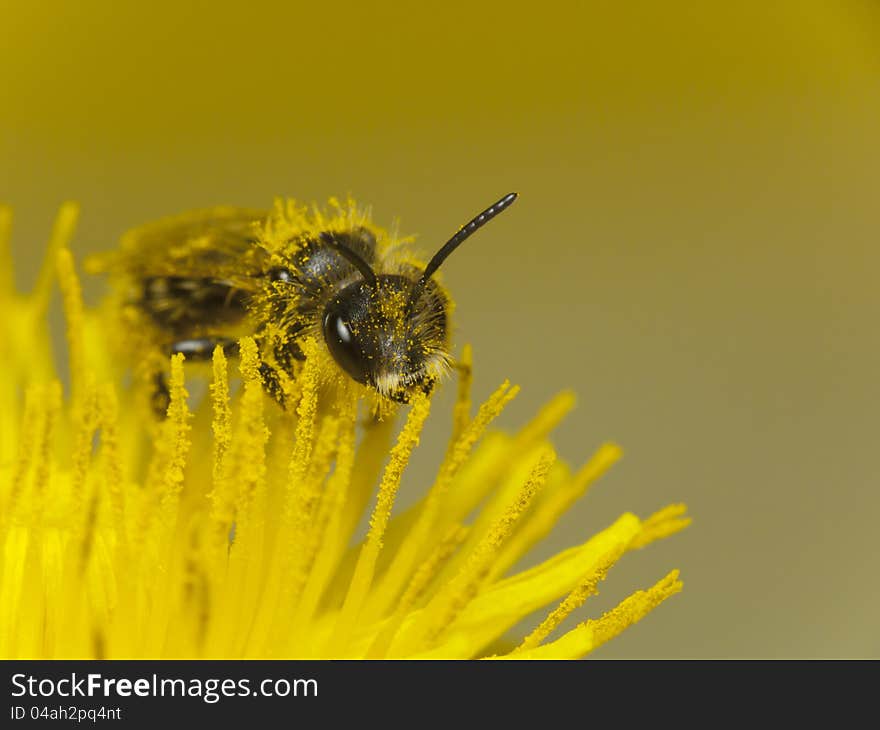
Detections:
[91, 192, 518, 412]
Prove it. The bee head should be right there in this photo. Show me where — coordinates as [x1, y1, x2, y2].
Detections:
[320, 192, 518, 402]
[322, 275, 449, 403]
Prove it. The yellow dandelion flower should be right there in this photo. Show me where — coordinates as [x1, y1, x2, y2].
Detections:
[0, 203, 690, 660]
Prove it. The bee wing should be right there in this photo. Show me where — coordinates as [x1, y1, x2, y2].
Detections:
[88, 207, 270, 288]
[87, 207, 274, 337]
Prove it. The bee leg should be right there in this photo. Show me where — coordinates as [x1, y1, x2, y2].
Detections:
[276, 339, 306, 364]
[149, 337, 240, 418]
[168, 337, 239, 361]
[151, 372, 171, 417]
[236, 332, 304, 410]
[258, 363, 288, 409]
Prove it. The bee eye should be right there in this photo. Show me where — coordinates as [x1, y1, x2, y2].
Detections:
[322, 311, 369, 385]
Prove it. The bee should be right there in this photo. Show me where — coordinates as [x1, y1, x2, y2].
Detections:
[91, 192, 518, 413]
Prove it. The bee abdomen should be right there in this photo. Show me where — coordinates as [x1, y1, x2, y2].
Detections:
[140, 276, 249, 334]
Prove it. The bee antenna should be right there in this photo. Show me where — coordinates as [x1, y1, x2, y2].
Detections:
[320, 231, 378, 286]
[418, 192, 518, 287]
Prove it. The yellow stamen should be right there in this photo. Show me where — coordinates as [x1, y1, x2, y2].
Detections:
[7, 385, 44, 516]
[589, 570, 683, 650]
[32, 382, 62, 498]
[67, 384, 97, 509]
[0, 528, 29, 657]
[34, 202, 79, 314]
[287, 338, 320, 490]
[503, 571, 683, 659]
[96, 384, 125, 546]
[628, 503, 692, 549]
[328, 392, 432, 656]
[161, 353, 192, 507]
[398, 447, 555, 654]
[513, 543, 625, 653]
[433, 513, 643, 656]
[449, 343, 473, 447]
[366, 523, 470, 659]
[281, 412, 340, 611]
[367, 380, 518, 620]
[56, 249, 88, 400]
[513, 390, 576, 448]
[330, 413, 396, 567]
[286, 393, 358, 651]
[219, 338, 270, 655]
[208, 345, 232, 525]
[246, 341, 319, 654]
[489, 442, 623, 580]
[230, 338, 268, 520]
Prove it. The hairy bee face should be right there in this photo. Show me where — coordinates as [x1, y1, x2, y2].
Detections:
[321, 275, 449, 403]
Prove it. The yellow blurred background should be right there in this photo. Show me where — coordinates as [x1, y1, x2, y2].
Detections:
[2, 0, 878, 657]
